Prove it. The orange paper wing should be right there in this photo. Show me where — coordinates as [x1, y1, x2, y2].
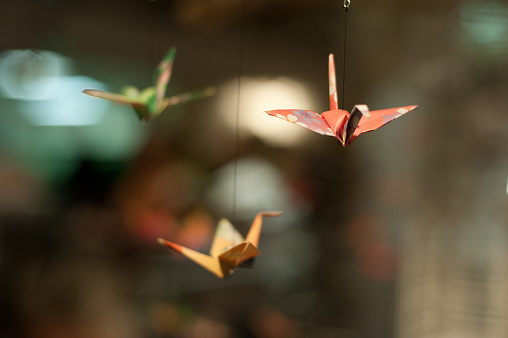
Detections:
[157, 238, 224, 278]
[266, 109, 335, 137]
[209, 218, 245, 258]
[358, 105, 418, 133]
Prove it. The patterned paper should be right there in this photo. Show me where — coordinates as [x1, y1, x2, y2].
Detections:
[266, 54, 418, 146]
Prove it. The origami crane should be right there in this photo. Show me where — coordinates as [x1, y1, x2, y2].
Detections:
[157, 211, 282, 278]
[83, 48, 214, 121]
[266, 54, 418, 146]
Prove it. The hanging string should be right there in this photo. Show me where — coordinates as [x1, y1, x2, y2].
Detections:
[232, 0, 247, 223]
[341, 0, 350, 109]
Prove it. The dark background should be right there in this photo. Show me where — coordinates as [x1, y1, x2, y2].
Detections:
[1, 0, 508, 337]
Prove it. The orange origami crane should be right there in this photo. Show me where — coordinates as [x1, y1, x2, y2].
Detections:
[157, 211, 282, 278]
[266, 54, 418, 146]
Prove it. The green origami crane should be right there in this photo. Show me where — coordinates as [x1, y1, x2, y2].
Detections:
[83, 48, 214, 121]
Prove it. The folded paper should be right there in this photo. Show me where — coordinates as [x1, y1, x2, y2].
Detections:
[266, 54, 417, 146]
[158, 211, 282, 278]
[83, 48, 214, 121]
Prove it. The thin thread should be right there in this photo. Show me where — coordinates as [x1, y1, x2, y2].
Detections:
[341, 8, 348, 109]
[232, 0, 246, 223]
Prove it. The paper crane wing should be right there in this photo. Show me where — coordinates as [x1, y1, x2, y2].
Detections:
[82, 89, 139, 106]
[209, 218, 245, 258]
[164, 87, 216, 108]
[265, 109, 335, 137]
[157, 238, 223, 278]
[82, 89, 150, 120]
[358, 105, 418, 133]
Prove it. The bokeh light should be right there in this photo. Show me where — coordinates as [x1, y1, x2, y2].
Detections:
[217, 76, 317, 147]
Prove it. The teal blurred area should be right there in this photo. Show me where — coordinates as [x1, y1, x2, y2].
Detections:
[0, 0, 508, 337]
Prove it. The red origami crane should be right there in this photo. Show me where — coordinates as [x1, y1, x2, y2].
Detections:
[266, 54, 418, 146]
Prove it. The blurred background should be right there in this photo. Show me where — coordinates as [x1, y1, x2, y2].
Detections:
[1, 0, 508, 337]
